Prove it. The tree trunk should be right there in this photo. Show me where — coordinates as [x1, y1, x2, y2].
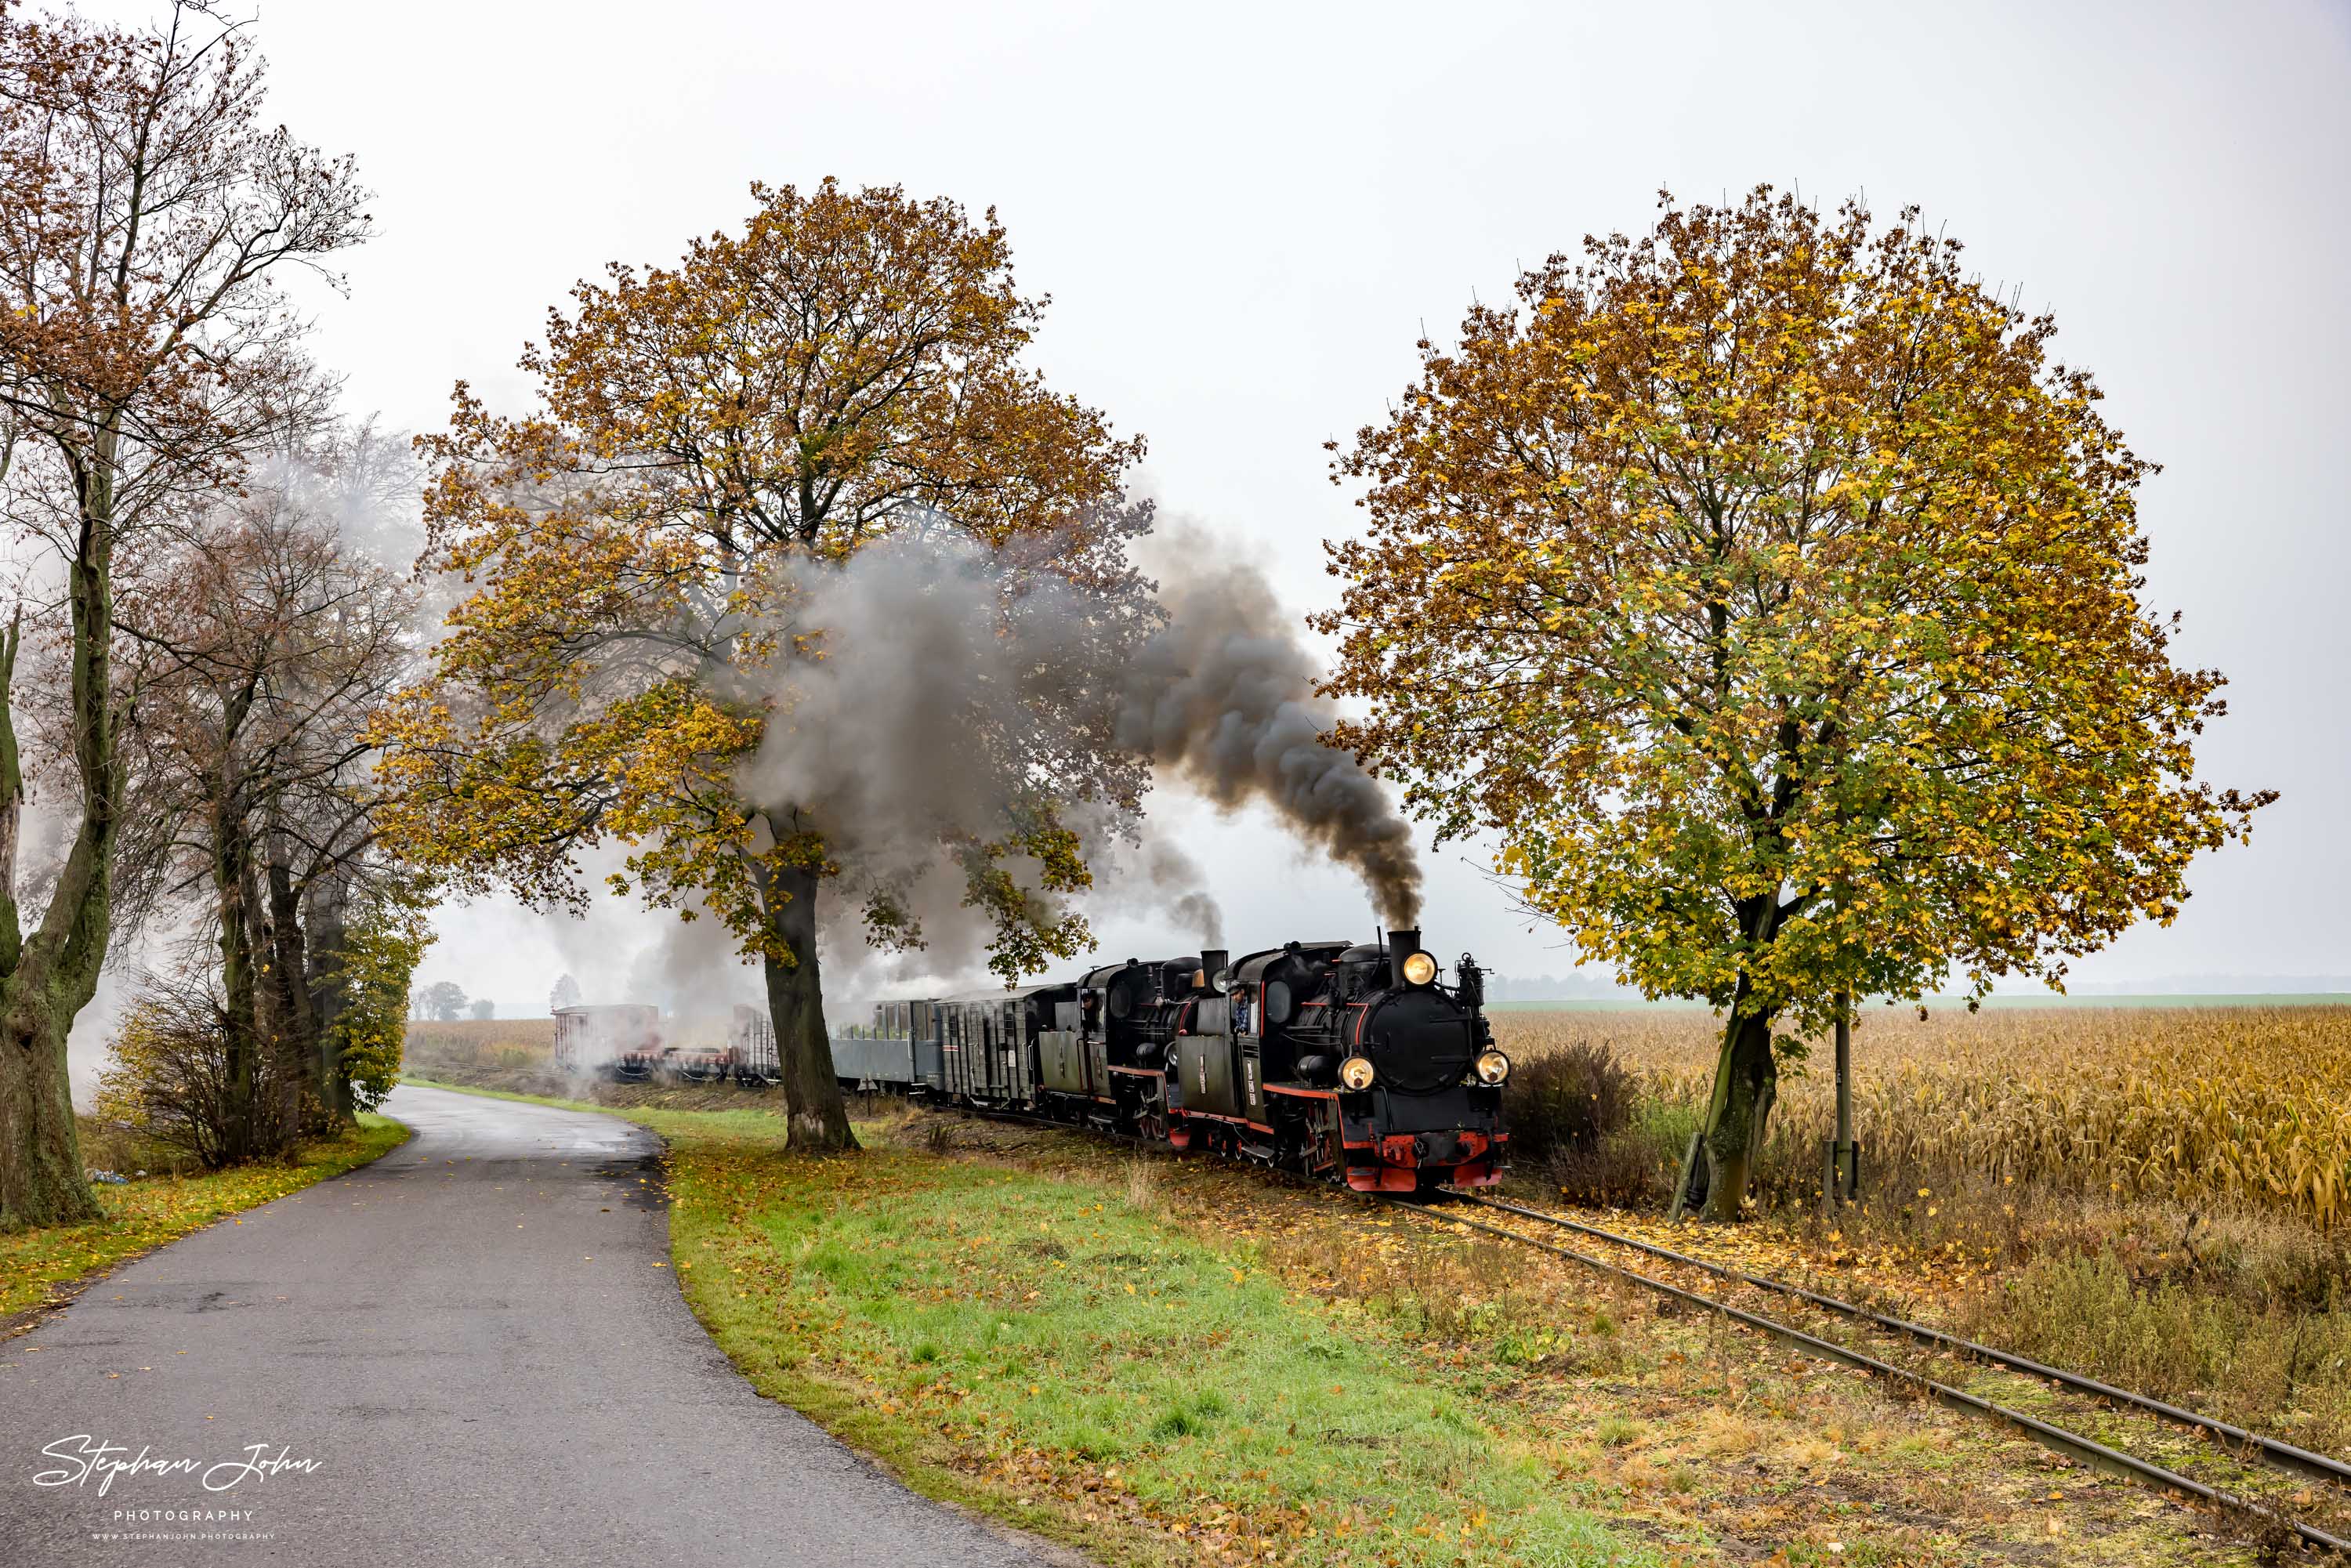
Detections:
[245, 855, 288, 1155]
[305, 871, 353, 1123]
[1686, 1004, 1779, 1221]
[265, 829, 321, 1136]
[758, 860, 857, 1153]
[0, 993, 102, 1226]
[0, 545, 112, 1229]
[213, 794, 262, 1164]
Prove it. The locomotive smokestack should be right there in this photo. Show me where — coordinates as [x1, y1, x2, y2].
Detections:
[1389, 927, 1422, 989]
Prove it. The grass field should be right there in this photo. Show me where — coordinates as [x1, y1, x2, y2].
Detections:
[406, 1076, 2281, 1564]
[1487, 1005, 2351, 1458]
[404, 1017, 557, 1088]
[1487, 1004, 2351, 1224]
[0, 1114, 410, 1327]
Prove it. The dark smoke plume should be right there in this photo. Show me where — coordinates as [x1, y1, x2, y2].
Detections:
[1117, 559, 1422, 926]
[735, 531, 1224, 985]
[729, 524, 1418, 995]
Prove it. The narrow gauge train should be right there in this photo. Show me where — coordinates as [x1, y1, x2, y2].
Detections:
[828, 926, 1509, 1192]
[664, 1005, 781, 1085]
[554, 1002, 779, 1085]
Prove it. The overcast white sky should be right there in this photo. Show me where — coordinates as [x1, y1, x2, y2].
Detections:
[85, 0, 2351, 1008]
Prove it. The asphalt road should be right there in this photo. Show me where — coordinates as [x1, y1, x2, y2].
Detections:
[2, 1084, 1071, 1567]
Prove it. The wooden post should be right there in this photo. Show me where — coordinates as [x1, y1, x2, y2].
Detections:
[1829, 990, 1857, 1203]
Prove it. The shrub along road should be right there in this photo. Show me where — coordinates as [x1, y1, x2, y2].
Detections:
[0, 1085, 1069, 1567]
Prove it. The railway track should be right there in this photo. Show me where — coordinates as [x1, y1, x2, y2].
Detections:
[928, 1099, 2351, 1555]
[1396, 1190, 2351, 1558]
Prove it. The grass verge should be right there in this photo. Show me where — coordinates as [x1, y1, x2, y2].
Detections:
[668, 1132, 1649, 1566]
[1, 1113, 410, 1327]
[401, 1078, 2288, 1563]
[404, 1077, 1642, 1566]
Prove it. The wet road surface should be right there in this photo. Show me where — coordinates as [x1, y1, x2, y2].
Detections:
[2, 1083, 1068, 1566]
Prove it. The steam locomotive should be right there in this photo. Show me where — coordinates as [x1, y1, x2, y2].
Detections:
[828, 926, 1508, 1191]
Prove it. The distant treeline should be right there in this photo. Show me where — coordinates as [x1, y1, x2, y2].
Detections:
[1482, 973, 1637, 1003]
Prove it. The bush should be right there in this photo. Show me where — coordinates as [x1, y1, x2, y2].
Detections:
[92, 970, 301, 1168]
[1506, 1042, 1680, 1206]
[327, 891, 431, 1113]
[1506, 1041, 1636, 1163]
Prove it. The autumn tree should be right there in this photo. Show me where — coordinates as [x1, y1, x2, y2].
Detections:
[1320, 190, 2271, 1219]
[415, 980, 465, 1023]
[371, 179, 1149, 1152]
[114, 458, 418, 1156]
[0, 2, 369, 1225]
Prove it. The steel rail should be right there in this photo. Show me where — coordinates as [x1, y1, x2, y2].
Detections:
[1395, 1199, 2349, 1557]
[1459, 1193, 2351, 1492]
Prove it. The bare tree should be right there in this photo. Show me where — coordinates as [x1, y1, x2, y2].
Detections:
[0, 2, 370, 1223]
[113, 473, 415, 1158]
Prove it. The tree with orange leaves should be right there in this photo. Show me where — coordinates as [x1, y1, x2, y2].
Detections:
[1320, 189, 2272, 1219]
[373, 180, 1150, 1153]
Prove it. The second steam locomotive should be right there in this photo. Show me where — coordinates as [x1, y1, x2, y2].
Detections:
[831, 926, 1509, 1192]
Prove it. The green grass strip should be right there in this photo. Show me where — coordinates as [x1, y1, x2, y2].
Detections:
[404, 1071, 1643, 1567]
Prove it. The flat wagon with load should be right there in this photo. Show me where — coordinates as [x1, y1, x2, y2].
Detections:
[552, 1003, 663, 1079]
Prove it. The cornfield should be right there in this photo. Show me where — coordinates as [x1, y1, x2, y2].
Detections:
[404, 1019, 556, 1076]
[1489, 1005, 2351, 1226]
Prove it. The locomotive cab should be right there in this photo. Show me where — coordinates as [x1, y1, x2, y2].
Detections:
[1075, 956, 1201, 1136]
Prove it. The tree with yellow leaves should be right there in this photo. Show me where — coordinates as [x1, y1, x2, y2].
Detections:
[372, 180, 1150, 1152]
[1319, 189, 2272, 1219]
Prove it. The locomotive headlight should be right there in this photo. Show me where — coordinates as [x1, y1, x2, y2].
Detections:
[1400, 950, 1438, 987]
[1339, 1055, 1377, 1092]
[1473, 1049, 1511, 1085]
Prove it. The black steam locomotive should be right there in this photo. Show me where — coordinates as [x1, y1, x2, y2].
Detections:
[828, 926, 1509, 1191]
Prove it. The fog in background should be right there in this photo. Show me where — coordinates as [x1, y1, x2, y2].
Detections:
[68, 0, 2345, 1011]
